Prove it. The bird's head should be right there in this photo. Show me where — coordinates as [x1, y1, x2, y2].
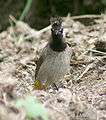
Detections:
[50, 17, 66, 51]
[50, 17, 63, 40]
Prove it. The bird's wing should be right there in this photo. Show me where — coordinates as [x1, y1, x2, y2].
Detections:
[35, 55, 43, 79]
[35, 44, 49, 79]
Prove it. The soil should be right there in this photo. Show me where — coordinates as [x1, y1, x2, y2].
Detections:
[0, 15, 106, 120]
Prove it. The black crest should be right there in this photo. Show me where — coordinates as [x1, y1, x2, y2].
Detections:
[50, 17, 63, 30]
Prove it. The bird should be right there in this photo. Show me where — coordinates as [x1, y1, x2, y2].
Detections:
[34, 17, 72, 90]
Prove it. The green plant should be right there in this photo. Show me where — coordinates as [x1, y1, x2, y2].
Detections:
[16, 96, 49, 120]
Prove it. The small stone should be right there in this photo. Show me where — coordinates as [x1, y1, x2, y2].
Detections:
[99, 101, 106, 110]
[98, 87, 106, 96]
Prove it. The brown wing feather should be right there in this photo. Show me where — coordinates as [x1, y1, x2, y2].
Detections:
[35, 55, 44, 79]
[35, 43, 49, 79]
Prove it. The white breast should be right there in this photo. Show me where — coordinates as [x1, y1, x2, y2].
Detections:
[36, 45, 71, 85]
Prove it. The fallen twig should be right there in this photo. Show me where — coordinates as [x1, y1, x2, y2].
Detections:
[76, 62, 94, 83]
[89, 49, 106, 56]
[70, 60, 93, 66]
[24, 25, 51, 40]
[69, 14, 102, 20]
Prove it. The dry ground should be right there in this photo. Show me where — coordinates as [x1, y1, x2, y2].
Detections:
[0, 15, 106, 120]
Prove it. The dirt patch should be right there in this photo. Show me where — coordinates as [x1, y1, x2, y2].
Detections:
[0, 15, 106, 120]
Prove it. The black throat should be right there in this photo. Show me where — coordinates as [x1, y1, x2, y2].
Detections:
[50, 35, 67, 52]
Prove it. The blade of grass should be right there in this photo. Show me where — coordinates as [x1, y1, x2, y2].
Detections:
[19, 0, 33, 21]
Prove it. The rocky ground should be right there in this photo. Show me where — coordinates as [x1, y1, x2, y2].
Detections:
[0, 15, 106, 120]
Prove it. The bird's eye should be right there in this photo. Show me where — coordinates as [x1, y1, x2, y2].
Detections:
[59, 28, 63, 33]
